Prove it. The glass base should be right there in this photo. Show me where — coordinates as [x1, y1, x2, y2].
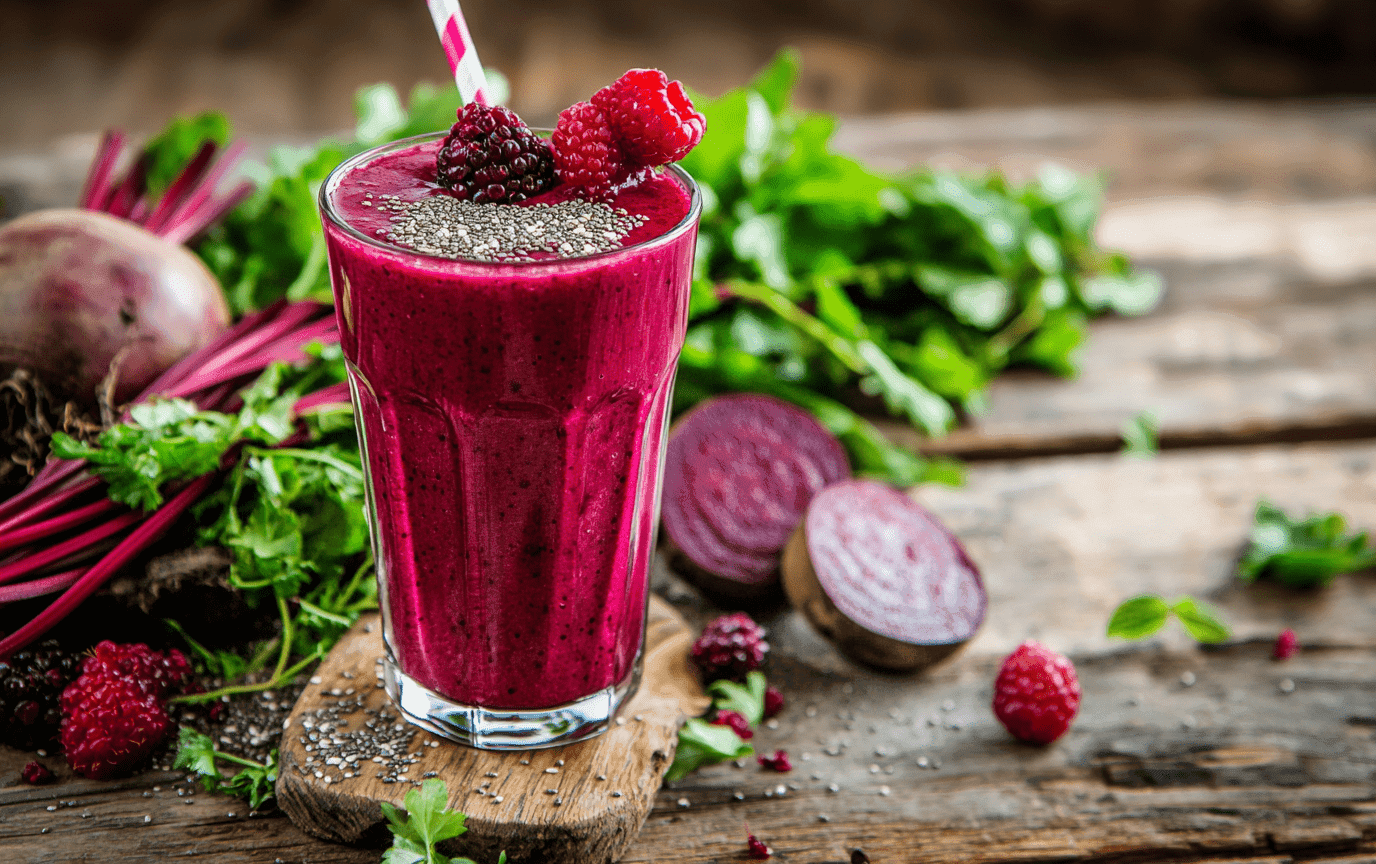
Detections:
[383, 657, 641, 750]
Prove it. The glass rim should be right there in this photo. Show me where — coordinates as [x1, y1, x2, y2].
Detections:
[318, 130, 703, 270]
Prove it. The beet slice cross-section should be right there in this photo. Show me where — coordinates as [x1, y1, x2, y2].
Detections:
[782, 479, 986, 671]
[661, 394, 851, 599]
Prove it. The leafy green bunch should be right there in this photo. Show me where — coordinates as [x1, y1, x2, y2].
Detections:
[677, 49, 1159, 483]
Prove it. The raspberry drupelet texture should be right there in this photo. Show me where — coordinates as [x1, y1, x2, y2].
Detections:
[59, 641, 191, 780]
[436, 103, 557, 203]
[0, 639, 81, 750]
[551, 102, 627, 195]
[992, 640, 1080, 745]
[691, 612, 769, 681]
[592, 69, 705, 167]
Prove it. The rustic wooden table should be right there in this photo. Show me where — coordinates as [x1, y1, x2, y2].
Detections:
[2, 100, 1375, 863]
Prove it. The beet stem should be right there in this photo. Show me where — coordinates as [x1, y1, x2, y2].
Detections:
[0, 473, 215, 657]
[140, 140, 218, 235]
[0, 568, 84, 605]
[0, 510, 139, 586]
[161, 179, 255, 246]
[0, 465, 92, 529]
[154, 140, 247, 243]
[79, 131, 126, 211]
[174, 301, 323, 386]
[167, 318, 339, 399]
[0, 497, 121, 554]
[294, 382, 351, 413]
[103, 152, 151, 220]
[136, 300, 288, 402]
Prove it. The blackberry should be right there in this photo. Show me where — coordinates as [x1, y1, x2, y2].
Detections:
[0, 639, 81, 751]
[691, 612, 769, 681]
[435, 104, 557, 204]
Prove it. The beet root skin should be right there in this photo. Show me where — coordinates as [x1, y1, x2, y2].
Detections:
[782, 479, 987, 672]
[661, 393, 850, 599]
[0, 209, 230, 407]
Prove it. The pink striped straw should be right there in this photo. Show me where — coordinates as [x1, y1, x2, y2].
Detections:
[425, 0, 490, 105]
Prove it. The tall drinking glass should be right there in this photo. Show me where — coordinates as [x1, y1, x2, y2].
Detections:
[319, 133, 700, 749]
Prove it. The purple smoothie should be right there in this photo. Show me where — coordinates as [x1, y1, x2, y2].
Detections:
[322, 135, 697, 711]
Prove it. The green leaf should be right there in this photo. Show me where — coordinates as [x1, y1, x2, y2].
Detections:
[382, 780, 468, 864]
[1121, 410, 1159, 458]
[1106, 595, 1170, 639]
[666, 717, 754, 782]
[707, 671, 768, 726]
[142, 112, 232, 196]
[1170, 597, 1231, 643]
[1080, 271, 1163, 316]
[1238, 500, 1376, 586]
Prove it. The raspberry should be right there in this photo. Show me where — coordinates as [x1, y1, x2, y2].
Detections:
[991, 640, 1080, 745]
[0, 639, 81, 750]
[591, 69, 705, 167]
[59, 641, 190, 779]
[746, 826, 772, 860]
[21, 760, 54, 784]
[77, 641, 190, 699]
[711, 709, 753, 740]
[763, 686, 785, 719]
[1274, 628, 1298, 660]
[436, 103, 556, 204]
[757, 749, 791, 772]
[690, 612, 769, 681]
[551, 102, 627, 195]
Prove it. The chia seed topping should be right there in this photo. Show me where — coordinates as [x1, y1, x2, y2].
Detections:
[378, 194, 648, 262]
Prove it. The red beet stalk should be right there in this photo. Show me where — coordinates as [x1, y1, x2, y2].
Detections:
[80, 132, 252, 243]
[0, 301, 344, 654]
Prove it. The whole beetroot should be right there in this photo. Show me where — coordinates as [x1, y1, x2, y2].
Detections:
[0, 209, 229, 408]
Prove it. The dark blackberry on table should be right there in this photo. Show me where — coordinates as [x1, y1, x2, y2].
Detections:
[435, 103, 557, 204]
[0, 639, 81, 750]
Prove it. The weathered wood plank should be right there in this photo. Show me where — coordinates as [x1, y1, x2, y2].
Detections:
[276, 597, 708, 864]
[8, 440, 1376, 862]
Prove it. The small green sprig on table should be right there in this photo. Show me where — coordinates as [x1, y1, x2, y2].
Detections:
[666, 670, 767, 781]
[1239, 500, 1376, 587]
[173, 728, 279, 809]
[381, 779, 507, 864]
[1107, 595, 1231, 643]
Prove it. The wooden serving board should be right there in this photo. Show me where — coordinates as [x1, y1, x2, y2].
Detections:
[277, 596, 710, 864]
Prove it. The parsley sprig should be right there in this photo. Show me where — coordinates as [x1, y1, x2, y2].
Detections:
[381, 779, 506, 864]
[173, 727, 279, 809]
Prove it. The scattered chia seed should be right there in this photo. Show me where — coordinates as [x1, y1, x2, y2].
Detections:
[380, 195, 647, 263]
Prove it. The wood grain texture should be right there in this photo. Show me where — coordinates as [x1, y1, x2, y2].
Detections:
[276, 595, 709, 864]
[2, 441, 1374, 862]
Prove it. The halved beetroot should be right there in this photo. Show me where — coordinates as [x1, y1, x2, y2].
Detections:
[781, 479, 986, 671]
[661, 394, 851, 599]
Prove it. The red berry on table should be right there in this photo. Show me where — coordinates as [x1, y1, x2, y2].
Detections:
[763, 685, 785, 719]
[711, 709, 753, 740]
[757, 749, 792, 772]
[745, 825, 772, 860]
[59, 641, 191, 780]
[436, 103, 557, 203]
[1274, 628, 1298, 660]
[21, 761, 54, 784]
[551, 101, 627, 195]
[690, 612, 769, 681]
[592, 69, 705, 167]
[992, 640, 1081, 745]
